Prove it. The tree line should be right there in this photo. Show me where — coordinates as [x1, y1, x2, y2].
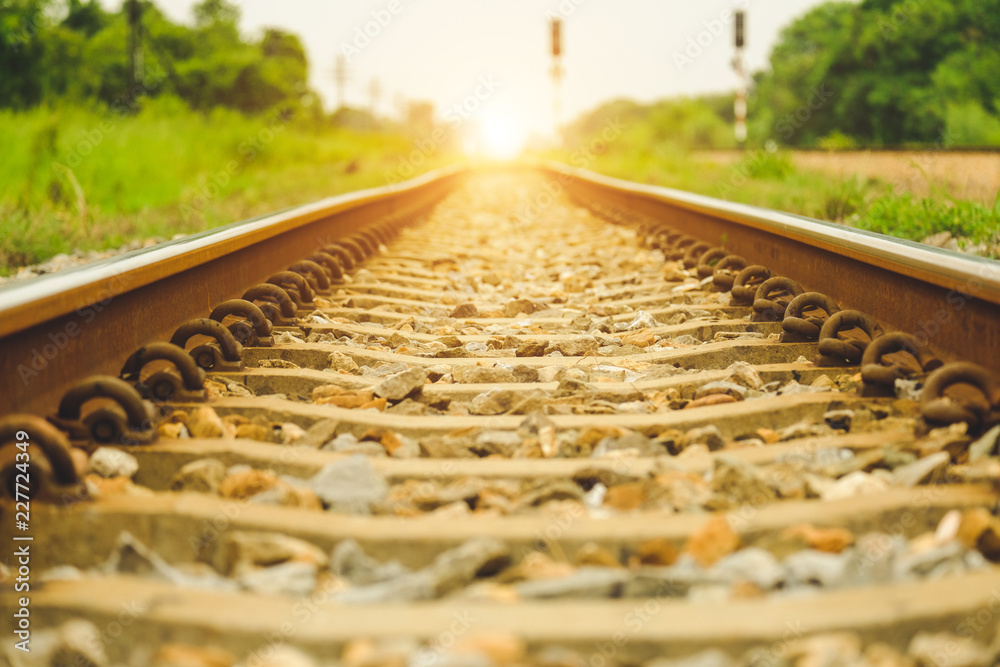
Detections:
[4, 0, 999, 147]
[1, 0, 310, 115]
[567, 0, 1000, 149]
[751, 0, 1000, 147]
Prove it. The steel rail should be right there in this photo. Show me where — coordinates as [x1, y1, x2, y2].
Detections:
[537, 160, 1000, 373]
[0, 164, 463, 414]
[3, 158, 1000, 415]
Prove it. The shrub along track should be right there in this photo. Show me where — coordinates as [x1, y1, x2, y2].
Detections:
[2, 165, 1000, 666]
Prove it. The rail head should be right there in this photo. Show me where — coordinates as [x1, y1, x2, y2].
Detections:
[537, 159, 1000, 306]
[0, 163, 467, 341]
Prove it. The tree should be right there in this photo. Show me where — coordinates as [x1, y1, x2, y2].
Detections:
[752, 0, 1000, 147]
[0, 0, 313, 115]
[63, 0, 107, 36]
[0, 0, 53, 108]
[193, 0, 238, 28]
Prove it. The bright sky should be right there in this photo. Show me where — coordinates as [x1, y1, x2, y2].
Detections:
[100, 0, 835, 148]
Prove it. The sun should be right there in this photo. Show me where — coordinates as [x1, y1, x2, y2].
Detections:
[476, 108, 527, 160]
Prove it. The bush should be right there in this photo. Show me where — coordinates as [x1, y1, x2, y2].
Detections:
[944, 102, 1000, 148]
[817, 131, 858, 151]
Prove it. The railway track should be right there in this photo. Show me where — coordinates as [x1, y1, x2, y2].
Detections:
[2, 164, 1000, 666]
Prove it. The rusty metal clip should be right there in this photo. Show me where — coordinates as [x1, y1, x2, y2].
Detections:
[51, 376, 157, 445]
[243, 284, 297, 326]
[338, 237, 368, 263]
[0, 415, 85, 503]
[695, 248, 729, 279]
[210, 299, 274, 347]
[780, 292, 840, 343]
[354, 231, 379, 256]
[373, 222, 397, 243]
[751, 277, 804, 322]
[267, 271, 314, 307]
[644, 225, 672, 249]
[860, 332, 942, 397]
[816, 310, 883, 366]
[121, 342, 207, 402]
[649, 226, 679, 251]
[358, 229, 385, 253]
[666, 236, 698, 261]
[323, 244, 356, 271]
[730, 265, 771, 306]
[363, 226, 388, 247]
[711, 255, 749, 292]
[682, 241, 712, 268]
[170, 318, 244, 372]
[920, 362, 1000, 434]
[289, 260, 332, 295]
[307, 251, 344, 281]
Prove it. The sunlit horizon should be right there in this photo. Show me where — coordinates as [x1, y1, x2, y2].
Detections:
[96, 0, 836, 138]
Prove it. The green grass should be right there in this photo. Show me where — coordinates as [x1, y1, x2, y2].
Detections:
[544, 140, 1000, 255]
[0, 100, 458, 274]
[6, 101, 998, 275]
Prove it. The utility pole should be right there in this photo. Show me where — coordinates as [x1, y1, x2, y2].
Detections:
[732, 8, 748, 147]
[368, 78, 382, 116]
[394, 92, 407, 124]
[550, 18, 564, 145]
[333, 55, 350, 109]
[127, 0, 144, 88]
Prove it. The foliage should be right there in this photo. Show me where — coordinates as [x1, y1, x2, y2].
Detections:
[540, 130, 1000, 255]
[0, 0, 309, 114]
[817, 131, 858, 150]
[562, 96, 736, 152]
[751, 0, 1000, 147]
[856, 191, 1000, 244]
[0, 102, 456, 273]
[944, 102, 1000, 147]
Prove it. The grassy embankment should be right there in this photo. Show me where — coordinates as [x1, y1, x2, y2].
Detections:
[548, 125, 1000, 253]
[0, 99, 457, 275]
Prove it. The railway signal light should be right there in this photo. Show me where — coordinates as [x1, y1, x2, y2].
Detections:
[733, 10, 747, 146]
[550, 18, 564, 144]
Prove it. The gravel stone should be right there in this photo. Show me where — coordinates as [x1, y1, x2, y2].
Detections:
[514, 567, 630, 599]
[170, 458, 227, 493]
[710, 455, 776, 506]
[188, 405, 227, 438]
[473, 430, 522, 457]
[308, 455, 389, 513]
[709, 547, 784, 589]
[210, 531, 328, 578]
[891, 451, 950, 487]
[331, 539, 410, 585]
[88, 447, 139, 479]
[783, 549, 850, 588]
[50, 620, 110, 667]
[683, 425, 726, 451]
[449, 303, 479, 319]
[452, 366, 516, 383]
[374, 367, 427, 400]
[237, 561, 319, 596]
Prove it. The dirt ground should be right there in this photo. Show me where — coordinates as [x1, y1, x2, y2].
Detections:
[701, 150, 1000, 205]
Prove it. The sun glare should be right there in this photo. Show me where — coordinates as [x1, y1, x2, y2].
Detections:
[475, 109, 527, 160]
